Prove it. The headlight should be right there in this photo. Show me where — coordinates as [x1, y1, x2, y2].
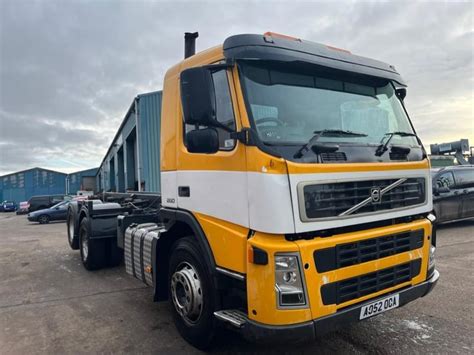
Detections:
[275, 254, 307, 307]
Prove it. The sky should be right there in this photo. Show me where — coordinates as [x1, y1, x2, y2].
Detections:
[0, 0, 473, 175]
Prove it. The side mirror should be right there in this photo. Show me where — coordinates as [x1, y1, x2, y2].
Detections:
[181, 67, 216, 126]
[395, 88, 407, 101]
[186, 128, 219, 154]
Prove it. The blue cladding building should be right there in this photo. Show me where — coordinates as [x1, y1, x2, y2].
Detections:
[0, 168, 67, 203]
[97, 91, 162, 193]
[1, 90, 162, 204]
[0, 167, 100, 204]
[66, 167, 98, 194]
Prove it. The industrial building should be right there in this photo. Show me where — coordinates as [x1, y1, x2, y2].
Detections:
[96, 91, 162, 193]
[1, 90, 162, 204]
[0, 168, 67, 203]
[0, 167, 98, 204]
[66, 167, 98, 194]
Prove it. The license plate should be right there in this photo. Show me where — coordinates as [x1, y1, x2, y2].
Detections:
[359, 294, 399, 320]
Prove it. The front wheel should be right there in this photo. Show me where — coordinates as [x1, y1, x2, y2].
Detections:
[168, 237, 217, 350]
[38, 215, 50, 224]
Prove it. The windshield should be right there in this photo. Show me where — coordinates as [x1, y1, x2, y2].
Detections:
[239, 61, 417, 147]
[51, 201, 68, 209]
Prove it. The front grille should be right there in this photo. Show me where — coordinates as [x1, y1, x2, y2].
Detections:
[320, 259, 421, 305]
[314, 229, 424, 272]
[321, 152, 347, 163]
[302, 178, 425, 220]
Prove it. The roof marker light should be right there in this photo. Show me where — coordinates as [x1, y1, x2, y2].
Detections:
[325, 45, 351, 54]
[263, 32, 301, 42]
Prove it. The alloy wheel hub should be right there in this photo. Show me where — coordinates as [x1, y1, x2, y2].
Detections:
[68, 220, 74, 243]
[170, 262, 203, 324]
[82, 236, 88, 259]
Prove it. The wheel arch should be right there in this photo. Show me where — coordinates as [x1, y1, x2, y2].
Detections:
[153, 208, 217, 302]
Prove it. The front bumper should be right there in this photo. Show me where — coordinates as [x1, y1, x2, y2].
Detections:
[242, 270, 439, 343]
[27, 215, 38, 221]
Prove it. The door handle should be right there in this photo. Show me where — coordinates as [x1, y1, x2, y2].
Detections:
[178, 186, 190, 197]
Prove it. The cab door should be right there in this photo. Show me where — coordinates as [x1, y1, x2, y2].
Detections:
[454, 168, 474, 219]
[176, 67, 249, 228]
[434, 171, 459, 222]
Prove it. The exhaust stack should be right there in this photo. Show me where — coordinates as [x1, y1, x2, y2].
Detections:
[184, 32, 199, 59]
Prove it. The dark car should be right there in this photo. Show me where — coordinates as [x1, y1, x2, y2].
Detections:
[27, 201, 70, 224]
[27, 195, 70, 213]
[432, 165, 474, 223]
[0, 200, 16, 212]
[16, 201, 29, 215]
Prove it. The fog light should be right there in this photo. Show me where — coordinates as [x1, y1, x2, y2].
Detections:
[275, 254, 307, 307]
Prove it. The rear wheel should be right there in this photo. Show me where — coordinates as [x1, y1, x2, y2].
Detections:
[38, 215, 50, 224]
[67, 209, 79, 250]
[168, 237, 217, 350]
[79, 218, 106, 270]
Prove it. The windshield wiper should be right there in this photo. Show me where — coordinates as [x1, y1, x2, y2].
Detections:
[294, 129, 368, 159]
[375, 131, 418, 156]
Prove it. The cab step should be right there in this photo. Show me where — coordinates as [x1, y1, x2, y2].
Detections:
[214, 309, 248, 328]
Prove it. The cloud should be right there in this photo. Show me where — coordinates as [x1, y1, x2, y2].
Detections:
[0, 0, 472, 175]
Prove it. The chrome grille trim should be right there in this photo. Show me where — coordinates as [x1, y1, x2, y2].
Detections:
[298, 177, 427, 222]
[339, 178, 407, 216]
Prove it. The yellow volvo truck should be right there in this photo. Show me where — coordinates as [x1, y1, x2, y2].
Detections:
[67, 32, 439, 349]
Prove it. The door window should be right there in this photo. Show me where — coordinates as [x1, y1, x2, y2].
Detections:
[184, 69, 236, 151]
[212, 70, 236, 150]
[453, 169, 474, 188]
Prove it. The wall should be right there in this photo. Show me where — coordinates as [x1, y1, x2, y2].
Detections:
[67, 167, 98, 194]
[0, 168, 67, 204]
[96, 91, 162, 193]
[138, 91, 162, 192]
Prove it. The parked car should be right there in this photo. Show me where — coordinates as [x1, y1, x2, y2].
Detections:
[0, 200, 16, 212]
[16, 201, 29, 215]
[27, 194, 71, 213]
[432, 165, 474, 223]
[27, 201, 71, 224]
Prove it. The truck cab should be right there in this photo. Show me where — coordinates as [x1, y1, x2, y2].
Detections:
[70, 32, 438, 349]
[160, 32, 438, 345]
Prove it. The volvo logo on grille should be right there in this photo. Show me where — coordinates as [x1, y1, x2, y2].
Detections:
[370, 187, 382, 203]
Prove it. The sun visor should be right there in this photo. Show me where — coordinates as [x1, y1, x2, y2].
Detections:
[224, 34, 406, 87]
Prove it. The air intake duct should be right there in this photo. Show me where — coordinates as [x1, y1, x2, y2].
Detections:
[184, 32, 199, 58]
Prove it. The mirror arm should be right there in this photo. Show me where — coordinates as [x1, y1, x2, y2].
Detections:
[211, 120, 234, 133]
[229, 128, 282, 157]
[230, 128, 252, 144]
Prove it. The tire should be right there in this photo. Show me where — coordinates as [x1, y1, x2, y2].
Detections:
[38, 215, 50, 224]
[168, 237, 217, 350]
[67, 208, 79, 250]
[79, 217, 107, 270]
